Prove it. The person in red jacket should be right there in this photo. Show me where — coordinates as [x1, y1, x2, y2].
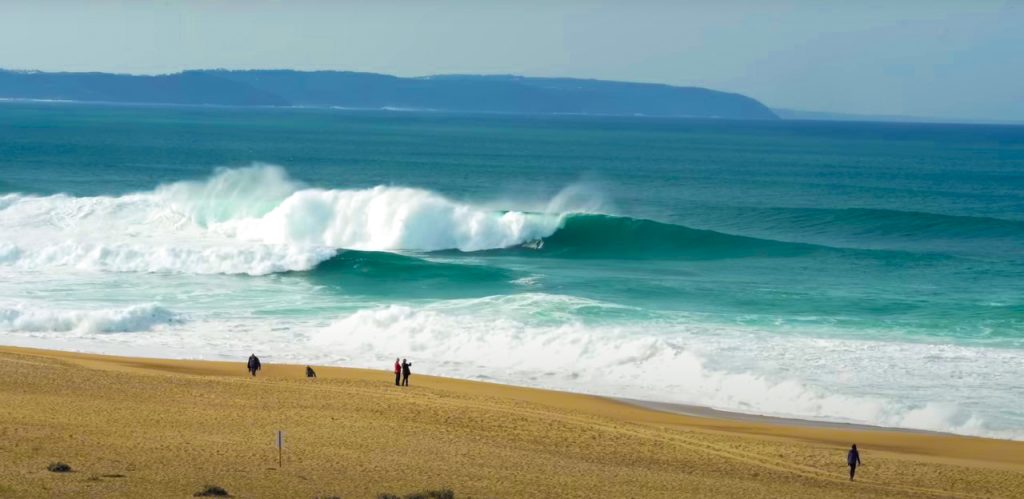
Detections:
[394, 358, 401, 386]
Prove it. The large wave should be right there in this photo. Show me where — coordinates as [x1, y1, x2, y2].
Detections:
[0, 164, 827, 277]
[0, 165, 566, 275]
[0, 164, 991, 277]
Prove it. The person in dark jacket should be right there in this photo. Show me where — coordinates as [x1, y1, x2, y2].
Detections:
[305, 365, 317, 378]
[247, 353, 261, 377]
[401, 359, 412, 386]
[847, 444, 862, 481]
[394, 358, 402, 386]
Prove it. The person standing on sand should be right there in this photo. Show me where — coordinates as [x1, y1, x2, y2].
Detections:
[847, 444, 862, 481]
[394, 358, 402, 386]
[247, 353, 261, 377]
[401, 358, 412, 386]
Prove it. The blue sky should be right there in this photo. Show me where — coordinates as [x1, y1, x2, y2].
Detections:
[1, 1, 1021, 121]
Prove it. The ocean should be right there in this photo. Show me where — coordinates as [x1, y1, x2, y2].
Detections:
[1, 101, 1022, 439]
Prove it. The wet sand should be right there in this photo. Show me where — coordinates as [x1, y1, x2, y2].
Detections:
[617, 398, 940, 433]
[0, 346, 1022, 498]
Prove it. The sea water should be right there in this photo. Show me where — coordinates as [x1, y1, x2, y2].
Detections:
[1, 102, 1022, 439]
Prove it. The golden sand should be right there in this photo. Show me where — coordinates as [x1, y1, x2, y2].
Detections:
[0, 346, 1021, 498]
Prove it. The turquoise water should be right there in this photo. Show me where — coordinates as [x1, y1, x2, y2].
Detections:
[2, 101, 1022, 438]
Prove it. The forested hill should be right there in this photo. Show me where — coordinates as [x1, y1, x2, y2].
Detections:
[0, 69, 778, 120]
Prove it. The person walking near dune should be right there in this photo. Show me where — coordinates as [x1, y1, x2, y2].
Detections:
[247, 353, 261, 377]
[847, 444, 862, 481]
[394, 358, 402, 386]
[401, 359, 412, 386]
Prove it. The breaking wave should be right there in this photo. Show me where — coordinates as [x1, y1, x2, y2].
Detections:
[0, 303, 182, 334]
[0, 164, 565, 275]
[2, 164, 910, 277]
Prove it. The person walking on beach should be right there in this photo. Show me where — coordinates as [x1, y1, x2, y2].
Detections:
[247, 353, 262, 377]
[847, 444, 862, 481]
[394, 358, 402, 386]
[401, 358, 412, 386]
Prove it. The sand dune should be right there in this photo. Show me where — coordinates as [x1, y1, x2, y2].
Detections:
[0, 346, 1021, 498]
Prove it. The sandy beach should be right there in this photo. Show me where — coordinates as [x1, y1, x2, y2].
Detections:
[0, 346, 1022, 498]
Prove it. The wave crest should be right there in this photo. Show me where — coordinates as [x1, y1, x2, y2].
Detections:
[0, 165, 566, 274]
[218, 185, 562, 252]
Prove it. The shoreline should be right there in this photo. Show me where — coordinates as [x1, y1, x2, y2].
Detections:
[2, 344, 1021, 452]
[616, 398, 943, 435]
[0, 340, 1002, 441]
[1, 345, 1023, 497]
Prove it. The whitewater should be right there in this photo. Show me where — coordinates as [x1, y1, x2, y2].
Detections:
[2, 164, 1022, 440]
[0, 165, 568, 274]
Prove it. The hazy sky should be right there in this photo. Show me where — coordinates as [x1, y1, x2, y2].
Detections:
[2, 1, 1021, 121]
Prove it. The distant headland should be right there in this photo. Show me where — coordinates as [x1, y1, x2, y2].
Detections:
[0, 69, 778, 120]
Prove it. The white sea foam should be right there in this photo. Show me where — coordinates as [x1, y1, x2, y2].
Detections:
[4, 241, 336, 275]
[0, 303, 182, 334]
[0, 165, 566, 275]
[302, 294, 1022, 439]
[0, 242, 19, 263]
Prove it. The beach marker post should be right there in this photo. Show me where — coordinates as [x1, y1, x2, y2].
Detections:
[276, 430, 284, 468]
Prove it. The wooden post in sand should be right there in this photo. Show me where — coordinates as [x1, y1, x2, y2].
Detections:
[276, 430, 284, 468]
